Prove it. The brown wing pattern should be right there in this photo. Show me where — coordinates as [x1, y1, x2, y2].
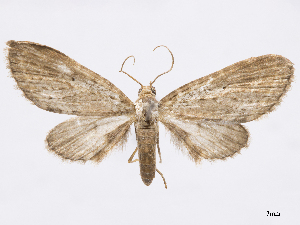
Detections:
[46, 115, 135, 163]
[159, 55, 293, 123]
[7, 40, 135, 116]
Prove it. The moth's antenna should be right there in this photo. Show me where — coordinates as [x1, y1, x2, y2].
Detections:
[119, 55, 143, 87]
[150, 45, 174, 87]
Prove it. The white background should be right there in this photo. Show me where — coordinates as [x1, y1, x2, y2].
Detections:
[0, 0, 299, 224]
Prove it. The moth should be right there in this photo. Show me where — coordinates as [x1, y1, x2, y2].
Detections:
[6, 41, 294, 189]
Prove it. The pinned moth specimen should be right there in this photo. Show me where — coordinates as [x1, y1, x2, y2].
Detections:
[6, 41, 294, 189]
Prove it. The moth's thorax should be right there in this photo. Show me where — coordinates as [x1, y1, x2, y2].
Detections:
[135, 87, 158, 126]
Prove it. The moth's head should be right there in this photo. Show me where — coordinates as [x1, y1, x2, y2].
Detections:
[138, 86, 156, 97]
[119, 45, 173, 98]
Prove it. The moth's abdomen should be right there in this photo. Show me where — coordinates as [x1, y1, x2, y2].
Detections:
[136, 126, 157, 186]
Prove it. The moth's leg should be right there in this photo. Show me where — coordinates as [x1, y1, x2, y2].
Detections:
[157, 133, 162, 163]
[156, 168, 167, 189]
[128, 147, 139, 163]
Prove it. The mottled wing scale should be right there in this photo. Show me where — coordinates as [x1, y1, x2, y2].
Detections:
[7, 41, 136, 162]
[47, 115, 134, 163]
[6, 40, 135, 117]
[159, 55, 293, 163]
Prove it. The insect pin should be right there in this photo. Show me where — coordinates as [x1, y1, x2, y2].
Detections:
[7, 41, 293, 189]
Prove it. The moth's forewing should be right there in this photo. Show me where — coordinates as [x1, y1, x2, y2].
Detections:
[6, 40, 135, 117]
[6, 40, 136, 162]
[159, 54, 293, 163]
[159, 55, 293, 123]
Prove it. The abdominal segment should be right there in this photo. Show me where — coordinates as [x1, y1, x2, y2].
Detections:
[135, 125, 157, 186]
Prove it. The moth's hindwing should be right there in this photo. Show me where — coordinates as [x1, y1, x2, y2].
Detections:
[46, 115, 135, 162]
[160, 117, 248, 163]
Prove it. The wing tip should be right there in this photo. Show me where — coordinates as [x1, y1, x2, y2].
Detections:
[6, 40, 17, 47]
[255, 55, 294, 122]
